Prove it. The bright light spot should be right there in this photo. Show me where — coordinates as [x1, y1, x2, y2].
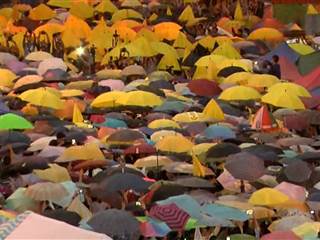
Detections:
[76, 46, 85, 56]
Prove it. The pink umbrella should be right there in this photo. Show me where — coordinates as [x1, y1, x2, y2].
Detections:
[274, 182, 307, 202]
[98, 79, 125, 91]
[217, 170, 253, 193]
[261, 231, 301, 240]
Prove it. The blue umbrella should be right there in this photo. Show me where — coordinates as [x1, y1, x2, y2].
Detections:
[154, 101, 188, 114]
[96, 118, 128, 129]
[201, 204, 249, 222]
[202, 125, 236, 140]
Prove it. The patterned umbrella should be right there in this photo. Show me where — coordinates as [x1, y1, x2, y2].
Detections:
[149, 203, 190, 230]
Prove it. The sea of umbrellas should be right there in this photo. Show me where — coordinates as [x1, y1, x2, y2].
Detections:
[0, 0, 320, 240]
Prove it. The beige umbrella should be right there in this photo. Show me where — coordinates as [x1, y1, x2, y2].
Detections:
[134, 155, 173, 168]
[25, 182, 68, 202]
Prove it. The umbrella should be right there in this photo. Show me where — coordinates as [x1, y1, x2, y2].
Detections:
[33, 164, 71, 183]
[106, 129, 145, 146]
[277, 137, 315, 147]
[217, 66, 246, 78]
[43, 209, 81, 226]
[262, 88, 305, 110]
[275, 182, 307, 202]
[268, 216, 313, 232]
[98, 173, 151, 193]
[249, 188, 289, 206]
[248, 27, 284, 41]
[246, 74, 279, 88]
[187, 79, 222, 97]
[13, 75, 43, 89]
[91, 91, 126, 108]
[28, 4, 55, 21]
[98, 79, 125, 91]
[0, 113, 33, 130]
[139, 217, 171, 238]
[5, 188, 38, 213]
[261, 231, 301, 240]
[111, 9, 143, 22]
[206, 142, 241, 159]
[283, 160, 312, 183]
[149, 203, 190, 231]
[219, 86, 261, 101]
[19, 87, 63, 109]
[37, 58, 67, 76]
[201, 204, 249, 222]
[154, 101, 188, 114]
[268, 82, 311, 97]
[174, 177, 214, 188]
[134, 155, 173, 168]
[56, 143, 105, 162]
[148, 119, 180, 130]
[88, 209, 140, 240]
[0, 131, 31, 145]
[0, 68, 17, 88]
[121, 65, 146, 77]
[155, 135, 194, 153]
[116, 91, 163, 107]
[3, 212, 110, 240]
[25, 182, 68, 202]
[225, 152, 265, 181]
[163, 162, 214, 176]
[202, 125, 236, 140]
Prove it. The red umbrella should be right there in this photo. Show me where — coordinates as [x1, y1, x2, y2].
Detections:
[261, 231, 301, 240]
[295, 67, 320, 90]
[279, 57, 301, 82]
[251, 106, 278, 131]
[149, 203, 190, 231]
[124, 143, 156, 155]
[187, 79, 221, 97]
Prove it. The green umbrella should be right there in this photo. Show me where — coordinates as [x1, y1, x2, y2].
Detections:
[0, 113, 33, 130]
[5, 188, 38, 213]
[228, 234, 256, 240]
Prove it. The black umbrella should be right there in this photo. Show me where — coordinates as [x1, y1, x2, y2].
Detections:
[88, 209, 140, 240]
[217, 66, 246, 78]
[284, 160, 312, 183]
[0, 131, 31, 145]
[43, 209, 81, 226]
[106, 129, 145, 146]
[183, 44, 210, 67]
[149, 80, 175, 90]
[97, 173, 151, 193]
[225, 152, 265, 181]
[174, 177, 214, 188]
[206, 143, 241, 160]
[243, 144, 283, 156]
[149, 184, 188, 203]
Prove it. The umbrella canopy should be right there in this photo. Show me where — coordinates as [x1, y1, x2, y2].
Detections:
[249, 188, 289, 206]
[116, 91, 163, 107]
[262, 89, 305, 110]
[88, 209, 140, 240]
[219, 86, 261, 101]
[225, 152, 265, 181]
[155, 135, 194, 153]
[25, 182, 68, 202]
[149, 203, 190, 231]
[202, 125, 236, 140]
[187, 79, 222, 97]
[19, 87, 63, 109]
[0, 113, 33, 130]
[248, 27, 284, 41]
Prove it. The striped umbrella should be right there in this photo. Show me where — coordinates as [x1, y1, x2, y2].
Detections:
[149, 203, 190, 231]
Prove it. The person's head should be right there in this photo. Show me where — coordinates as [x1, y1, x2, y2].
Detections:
[272, 55, 279, 63]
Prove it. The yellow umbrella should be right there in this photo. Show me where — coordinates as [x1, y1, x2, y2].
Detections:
[202, 99, 224, 121]
[246, 74, 279, 88]
[91, 91, 126, 108]
[155, 135, 194, 153]
[158, 53, 181, 71]
[56, 143, 105, 162]
[33, 164, 71, 183]
[69, 2, 94, 19]
[249, 188, 289, 206]
[28, 4, 55, 21]
[14, 75, 43, 89]
[95, 0, 118, 14]
[150, 130, 183, 143]
[223, 72, 253, 85]
[268, 82, 311, 97]
[261, 89, 305, 110]
[134, 155, 173, 168]
[60, 89, 85, 98]
[195, 54, 227, 67]
[125, 37, 157, 57]
[47, 0, 73, 8]
[19, 87, 63, 109]
[151, 41, 179, 58]
[212, 43, 241, 59]
[111, 25, 137, 41]
[193, 63, 218, 80]
[289, 43, 315, 55]
[153, 22, 182, 41]
[0, 68, 17, 88]
[111, 9, 143, 22]
[248, 27, 284, 42]
[72, 103, 84, 125]
[137, 28, 159, 41]
[219, 86, 261, 101]
[62, 15, 91, 47]
[178, 5, 195, 23]
[192, 143, 216, 156]
[148, 119, 180, 129]
[173, 32, 192, 49]
[121, 0, 142, 8]
[113, 19, 142, 29]
[116, 91, 163, 107]
[65, 80, 94, 90]
[173, 112, 207, 123]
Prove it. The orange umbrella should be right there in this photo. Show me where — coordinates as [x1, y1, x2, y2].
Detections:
[153, 22, 182, 41]
[54, 99, 86, 119]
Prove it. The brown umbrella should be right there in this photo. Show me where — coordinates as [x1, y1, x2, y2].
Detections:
[225, 152, 265, 182]
[277, 137, 315, 147]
